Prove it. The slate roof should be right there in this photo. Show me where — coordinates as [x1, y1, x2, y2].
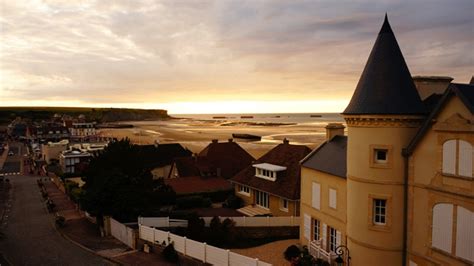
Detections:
[404, 82, 474, 156]
[343, 15, 426, 115]
[230, 142, 311, 200]
[301, 135, 347, 178]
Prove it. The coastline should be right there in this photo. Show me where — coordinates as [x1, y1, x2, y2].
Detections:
[97, 115, 343, 158]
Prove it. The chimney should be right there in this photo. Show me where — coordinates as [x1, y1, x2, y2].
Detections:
[412, 76, 453, 100]
[212, 139, 218, 144]
[228, 138, 233, 142]
[325, 123, 345, 141]
[283, 138, 289, 145]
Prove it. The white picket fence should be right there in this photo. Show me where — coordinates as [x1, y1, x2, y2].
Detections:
[139, 225, 272, 266]
[139, 216, 299, 228]
[110, 217, 136, 248]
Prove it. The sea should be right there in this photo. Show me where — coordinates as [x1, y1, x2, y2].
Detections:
[171, 113, 344, 125]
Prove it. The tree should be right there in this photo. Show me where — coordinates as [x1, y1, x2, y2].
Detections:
[81, 138, 159, 222]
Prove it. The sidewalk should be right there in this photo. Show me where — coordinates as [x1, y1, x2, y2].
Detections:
[43, 180, 206, 265]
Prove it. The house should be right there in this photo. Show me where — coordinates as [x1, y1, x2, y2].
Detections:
[70, 122, 97, 139]
[231, 139, 311, 217]
[299, 15, 473, 266]
[42, 139, 69, 163]
[164, 176, 233, 196]
[136, 142, 192, 179]
[173, 139, 254, 179]
[300, 123, 347, 257]
[59, 149, 92, 174]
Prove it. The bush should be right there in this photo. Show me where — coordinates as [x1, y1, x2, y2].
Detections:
[176, 196, 212, 209]
[162, 242, 179, 263]
[284, 245, 301, 261]
[223, 195, 243, 209]
[69, 187, 83, 203]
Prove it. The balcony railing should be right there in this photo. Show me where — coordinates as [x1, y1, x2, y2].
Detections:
[308, 239, 337, 264]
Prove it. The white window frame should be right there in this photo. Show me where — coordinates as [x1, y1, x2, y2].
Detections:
[329, 227, 337, 252]
[280, 198, 288, 212]
[374, 149, 388, 163]
[238, 185, 250, 196]
[255, 190, 269, 209]
[313, 218, 320, 241]
[312, 182, 321, 210]
[373, 199, 387, 225]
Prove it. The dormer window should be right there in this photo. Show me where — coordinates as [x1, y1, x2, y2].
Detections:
[253, 163, 286, 181]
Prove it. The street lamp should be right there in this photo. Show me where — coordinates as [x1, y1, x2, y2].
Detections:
[335, 245, 350, 266]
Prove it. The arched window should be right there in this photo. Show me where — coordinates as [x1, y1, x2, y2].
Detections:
[455, 206, 473, 262]
[442, 139, 473, 178]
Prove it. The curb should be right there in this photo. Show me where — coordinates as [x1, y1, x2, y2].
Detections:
[40, 184, 123, 265]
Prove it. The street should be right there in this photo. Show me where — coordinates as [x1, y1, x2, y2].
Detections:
[0, 143, 112, 265]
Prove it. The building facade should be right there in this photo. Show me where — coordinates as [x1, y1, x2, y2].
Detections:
[299, 15, 473, 266]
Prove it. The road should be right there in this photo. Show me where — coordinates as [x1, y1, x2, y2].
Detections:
[0, 143, 22, 176]
[0, 171, 112, 265]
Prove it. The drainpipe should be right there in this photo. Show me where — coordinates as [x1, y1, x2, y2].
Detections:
[402, 148, 409, 266]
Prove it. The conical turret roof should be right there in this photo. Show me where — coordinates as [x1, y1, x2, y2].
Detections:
[343, 15, 426, 115]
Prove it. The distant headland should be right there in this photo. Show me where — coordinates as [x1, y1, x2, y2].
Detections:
[0, 107, 169, 124]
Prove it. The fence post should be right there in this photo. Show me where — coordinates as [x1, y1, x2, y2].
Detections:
[167, 231, 170, 245]
[243, 216, 246, 227]
[291, 216, 293, 226]
[267, 216, 270, 226]
[167, 217, 170, 227]
[203, 242, 207, 263]
[184, 237, 187, 256]
[255, 258, 259, 266]
[227, 250, 230, 266]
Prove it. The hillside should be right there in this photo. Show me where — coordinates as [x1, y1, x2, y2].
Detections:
[0, 107, 169, 124]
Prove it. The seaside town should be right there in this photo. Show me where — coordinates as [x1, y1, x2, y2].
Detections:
[0, 2, 473, 266]
[1, 15, 473, 266]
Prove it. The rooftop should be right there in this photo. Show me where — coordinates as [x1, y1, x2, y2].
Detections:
[301, 135, 347, 178]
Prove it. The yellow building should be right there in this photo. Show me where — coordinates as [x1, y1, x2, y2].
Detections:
[299, 15, 473, 266]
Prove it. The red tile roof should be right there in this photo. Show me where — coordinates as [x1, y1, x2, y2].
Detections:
[231, 142, 311, 200]
[165, 176, 232, 195]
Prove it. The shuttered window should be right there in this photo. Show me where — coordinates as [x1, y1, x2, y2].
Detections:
[329, 188, 337, 209]
[432, 203, 453, 253]
[321, 223, 327, 250]
[312, 182, 321, 210]
[458, 140, 473, 178]
[303, 214, 311, 241]
[442, 140, 456, 175]
[455, 206, 473, 262]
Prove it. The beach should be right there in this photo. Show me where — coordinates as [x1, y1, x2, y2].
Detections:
[97, 114, 344, 158]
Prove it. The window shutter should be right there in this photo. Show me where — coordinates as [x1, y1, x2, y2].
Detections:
[329, 189, 337, 209]
[336, 230, 342, 247]
[442, 140, 456, 175]
[432, 203, 453, 253]
[304, 214, 311, 241]
[458, 140, 473, 178]
[322, 223, 327, 250]
[312, 182, 321, 210]
[455, 206, 473, 262]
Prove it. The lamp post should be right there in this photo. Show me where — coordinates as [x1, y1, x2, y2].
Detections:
[334, 245, 350, 266]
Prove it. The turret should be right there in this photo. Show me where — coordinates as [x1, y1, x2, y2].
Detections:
[342, 15, 426, 266]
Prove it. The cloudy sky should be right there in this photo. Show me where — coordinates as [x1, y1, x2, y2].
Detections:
[1, 0, 473, 114]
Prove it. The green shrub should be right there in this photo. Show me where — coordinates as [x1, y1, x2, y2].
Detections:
[284, 245, 301, 261]
[224, 195, 243, 209]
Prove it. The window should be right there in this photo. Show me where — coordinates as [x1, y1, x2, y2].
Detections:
[303, 214, 311, 240]
[255, 190, 269, 209]
[313, 219, 320, 241]
[329, 188, 337, 209]
[329, 227, 337, 252]
[373, 199, 387, 225]
[238, 185, 250, 196]
[442, 139, 473, 178]
[432, 203, 474, 262]
[280, 198, 288, 212]
[375, 149, 388, 163]
[312, 182, 321, 210]
[370, 145, 392, 168]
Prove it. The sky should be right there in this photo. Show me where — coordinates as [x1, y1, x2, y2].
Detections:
[1, 0, 473, 114]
